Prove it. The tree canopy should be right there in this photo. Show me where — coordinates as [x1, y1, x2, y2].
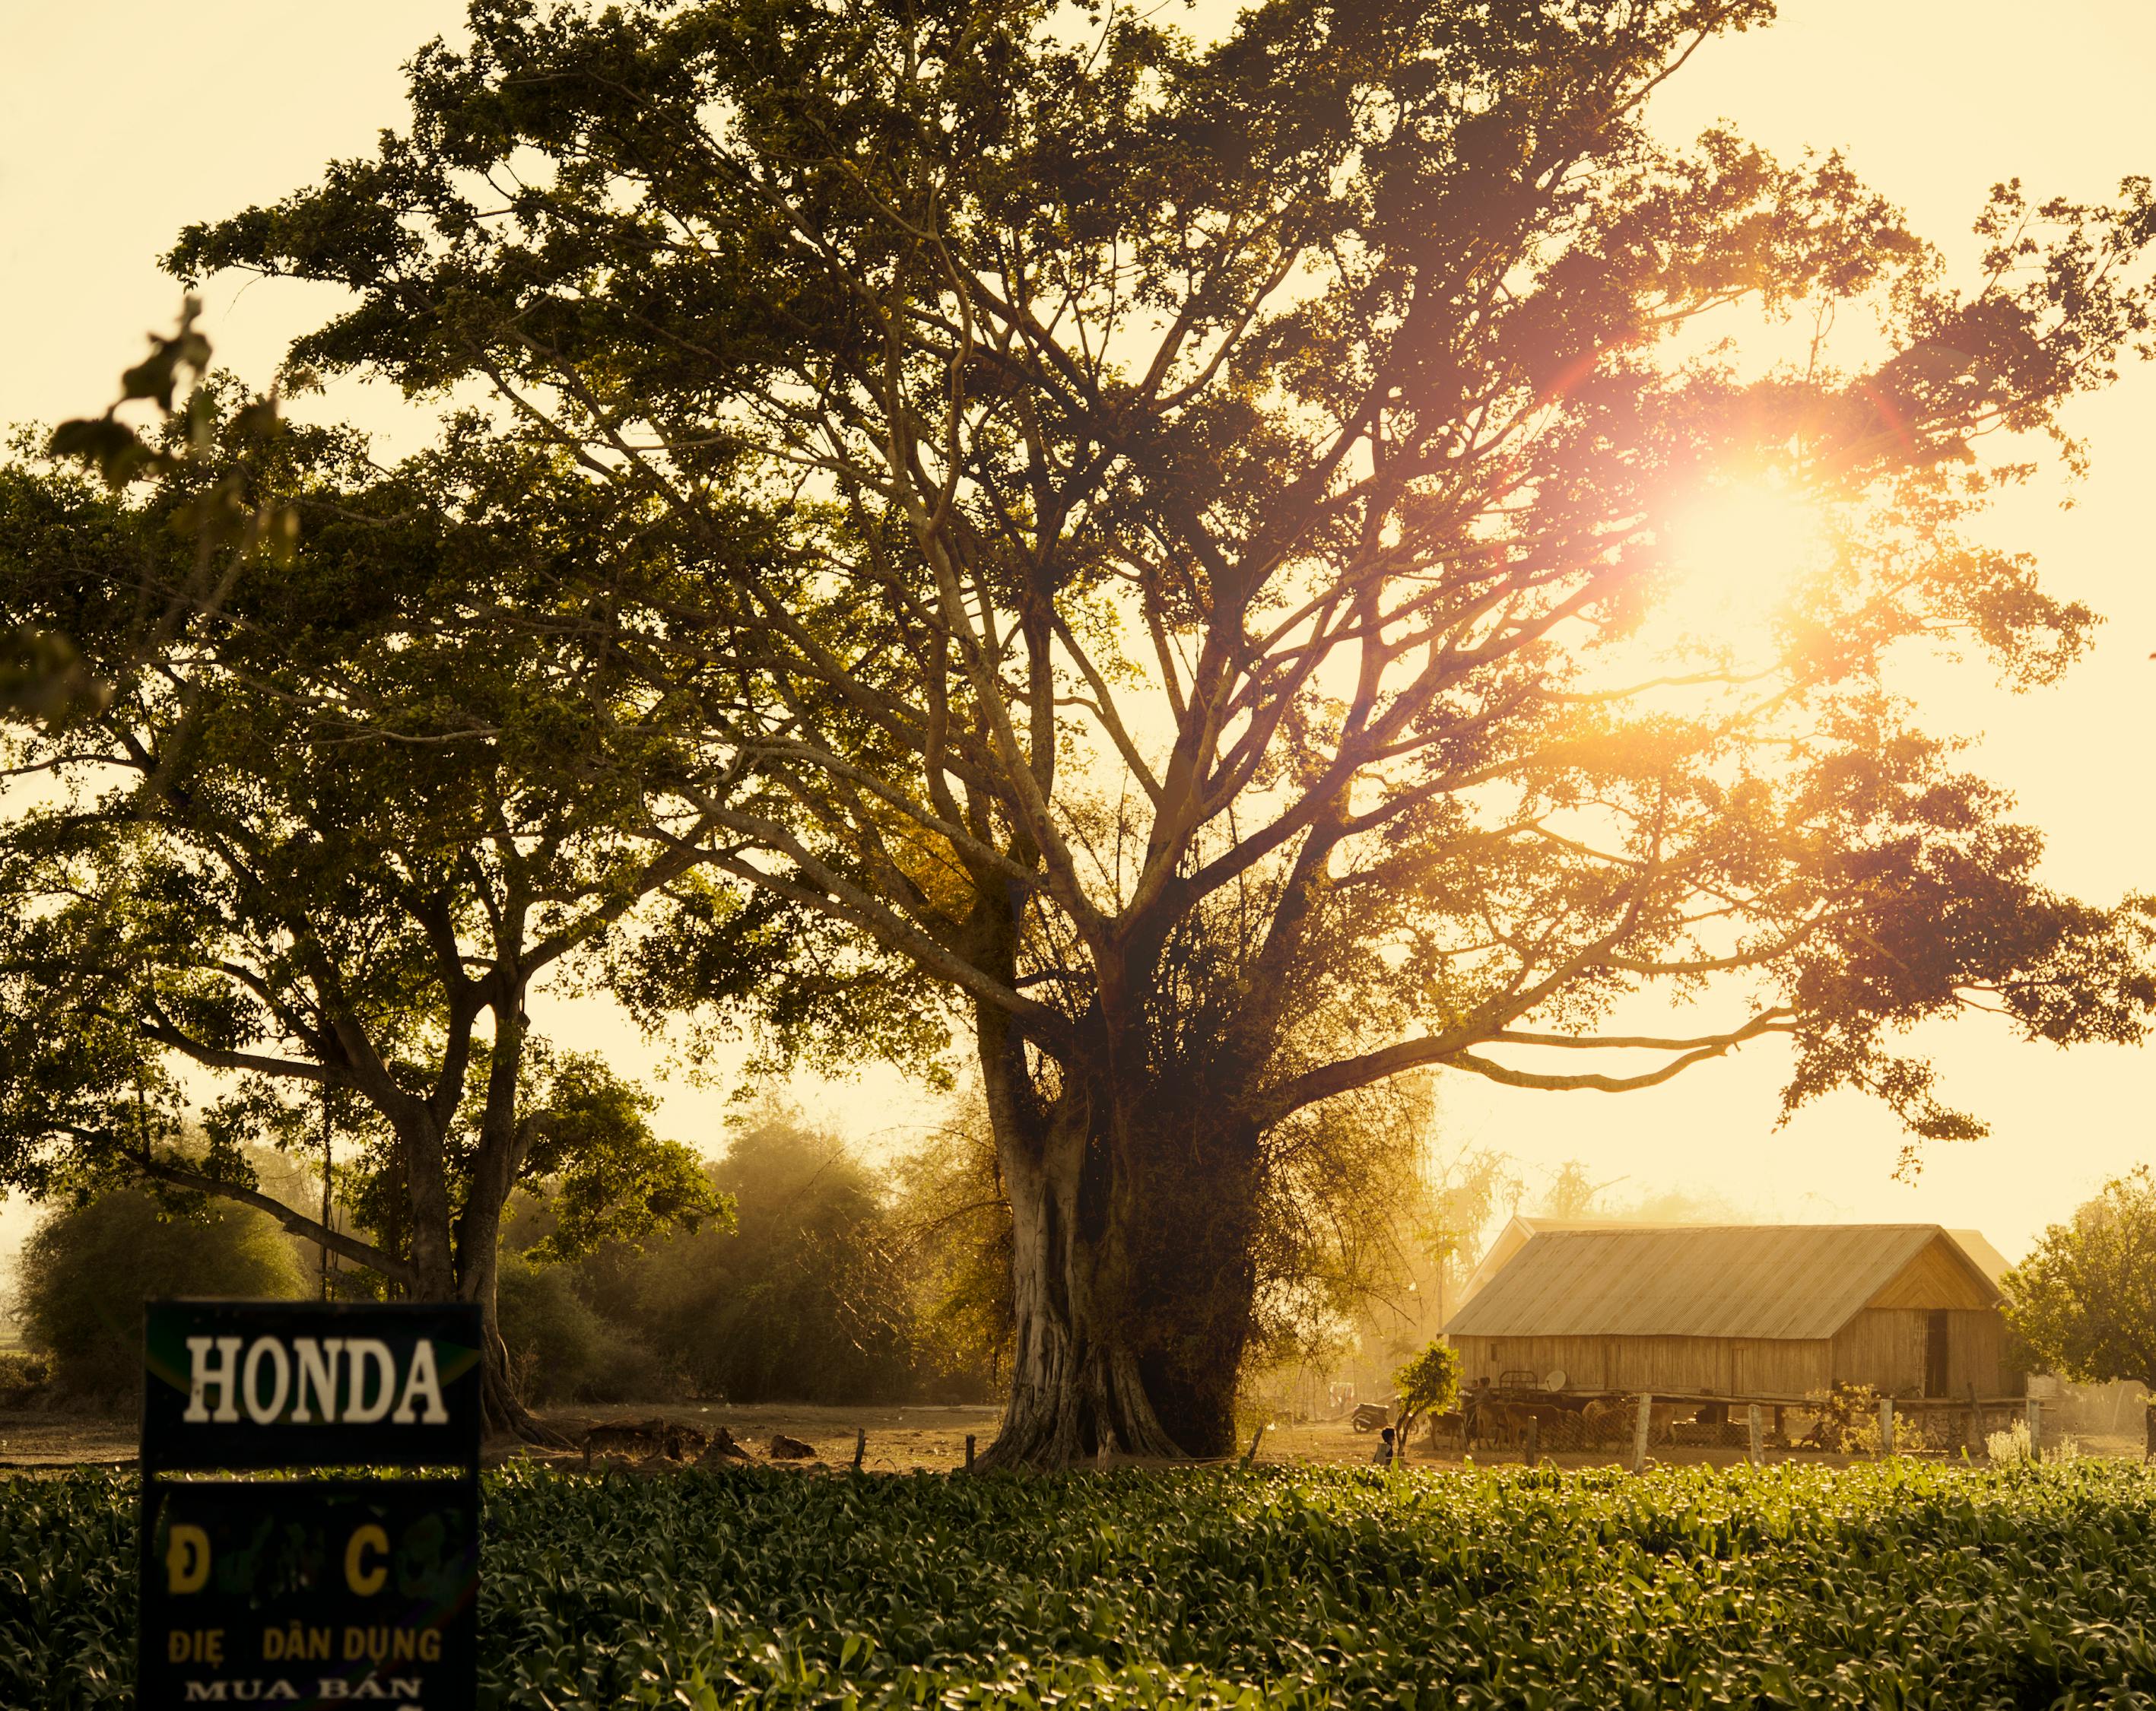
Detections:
[161, 0, 2156, 1462]
[0, 387, 757, 1431]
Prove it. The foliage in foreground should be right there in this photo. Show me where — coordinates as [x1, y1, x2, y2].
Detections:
[8, 1460, 2156, 1709]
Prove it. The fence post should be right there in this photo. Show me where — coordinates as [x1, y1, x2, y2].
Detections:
[1524, 1414, 1540, 1468]
[2025, 1398, 2042, 1459]
[964, 1434, 976, 1471]
[853, 1429, 866, 1471]
[1967, 1384, 1981, 1457]
[1878, 1396, 1894, 1458]
[1630, 1393, 1653, 1475]
[1746, 1403, 1764, 1467]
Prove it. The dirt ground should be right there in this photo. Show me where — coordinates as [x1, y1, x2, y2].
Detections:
[524, 1406, 1837, 1474]
[0, 1402, 1017, 1474]
[3, 1401, 2143, 1474]
[535, 1401, 1009, 1472]
[0, 1411, 138, 1468]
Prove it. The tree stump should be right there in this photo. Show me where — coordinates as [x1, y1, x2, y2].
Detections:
[695, 1426, 751, 1466]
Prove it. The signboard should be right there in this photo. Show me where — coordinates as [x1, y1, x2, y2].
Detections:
[141, 1301, 483, 1472]
[139, 1301, 482, 1711]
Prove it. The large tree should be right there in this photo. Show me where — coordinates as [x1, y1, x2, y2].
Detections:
[0, 402, 796, 1434]
[173, 0, 2156, 1463]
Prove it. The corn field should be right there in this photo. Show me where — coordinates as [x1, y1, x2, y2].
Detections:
[5, 1459, 2155, 1708]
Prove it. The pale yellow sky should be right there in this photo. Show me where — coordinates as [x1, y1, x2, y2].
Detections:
[1, 2, 2151, 1269]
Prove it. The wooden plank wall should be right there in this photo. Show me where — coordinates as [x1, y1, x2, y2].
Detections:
[1729, 1338, 1832, 1398]
[1453, 1313, 2021, 1401]
[1946, 1310, 2019, 1397]
[1827, 1308, 2020, 1396]
[1828, 1309, 1926, 1393]
[1452, 1334, 1831, 1398]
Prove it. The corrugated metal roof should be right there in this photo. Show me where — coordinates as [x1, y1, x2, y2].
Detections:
[1453, 1216, 1678, 1309]
[1442, 1224, 1995, 1341]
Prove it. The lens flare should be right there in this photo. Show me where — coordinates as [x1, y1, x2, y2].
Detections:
[1661, 478, 1829, 649]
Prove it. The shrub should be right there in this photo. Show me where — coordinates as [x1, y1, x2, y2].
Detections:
[0, 1349, 49, 1407]
[14, 1188, 303, 1402]
[1392, 1340, 1462, 1438]
[1986, 1416, 2081, 1466]
[496, 1252, 668, 1405]
[1801, 1383, 1885, 1454]
[574, 1106, 919, 1405]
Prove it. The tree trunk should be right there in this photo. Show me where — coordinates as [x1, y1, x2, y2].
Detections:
[979, 1057, 1261, 1469]
[455, 1199, 570, 1448]
[1122, 1109, 1262, 1459]
[457, 986, 567, 1445]
[983, 1097, 1180, 1467]
[474, 1293, 564, 1446]
[401, 1111, 459, 1300]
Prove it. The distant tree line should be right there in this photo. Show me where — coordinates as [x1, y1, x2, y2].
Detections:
[4, 1101, 1013, 1411]
[9, 1185, 302, 1400]
[494, 1099, 1011, 1408]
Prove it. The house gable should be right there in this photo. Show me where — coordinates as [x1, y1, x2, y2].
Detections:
[1864, 1232, 2002, 1312]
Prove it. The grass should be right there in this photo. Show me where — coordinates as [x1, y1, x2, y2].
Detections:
[6, 1459, 2156, 1708]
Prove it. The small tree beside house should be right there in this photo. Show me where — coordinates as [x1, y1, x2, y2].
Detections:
[2004, 1168, 2156, 1459]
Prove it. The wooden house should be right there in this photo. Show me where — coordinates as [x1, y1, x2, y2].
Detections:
[1441, 1224, 2023, 1402]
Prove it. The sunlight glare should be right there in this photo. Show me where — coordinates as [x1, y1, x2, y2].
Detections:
[1659, 476, 1830, 656]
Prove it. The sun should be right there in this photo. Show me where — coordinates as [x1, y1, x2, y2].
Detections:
[1656, 475, 1831, 656]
